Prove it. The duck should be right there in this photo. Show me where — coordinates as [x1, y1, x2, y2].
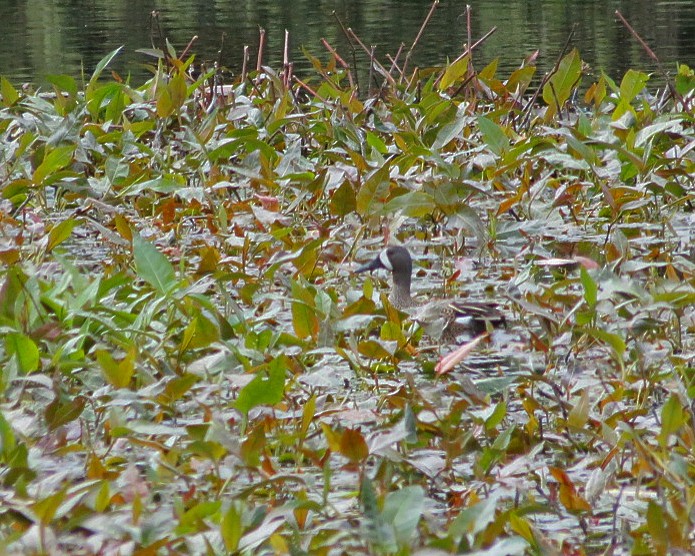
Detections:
[355, 245, 506, 342]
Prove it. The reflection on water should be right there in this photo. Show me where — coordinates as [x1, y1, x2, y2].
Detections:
[0, 0, 693, 86]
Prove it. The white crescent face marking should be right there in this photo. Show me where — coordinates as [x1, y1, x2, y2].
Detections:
[379, 249, 393, 270]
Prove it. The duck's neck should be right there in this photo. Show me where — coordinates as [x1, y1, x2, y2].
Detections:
[390, 272, 414, 309]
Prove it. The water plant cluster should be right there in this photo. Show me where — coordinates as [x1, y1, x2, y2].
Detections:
[0, 36, 693, 555]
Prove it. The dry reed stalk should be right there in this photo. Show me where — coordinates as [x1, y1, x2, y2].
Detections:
[256, 28, 266, 73]
[402, 0, 439, 80]
[321, 38, 355, 89]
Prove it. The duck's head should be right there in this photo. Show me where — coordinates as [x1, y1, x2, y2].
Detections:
[355, 245, 413, 277]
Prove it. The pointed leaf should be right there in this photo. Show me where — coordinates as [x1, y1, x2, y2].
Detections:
[33, 145, 75, 186]
[1, 76, 19, 107]
[477, 115, 509, 156]
[235, 356, 287, 415]
[5, 333, 39, 374]
[132, 234, 177, 295]
[46, 218, 78, 252]
[439, 56, 469, 90]
[89, 46, 124, 85]
[356, 161, 392, 216]
[340, 428, 369, 463]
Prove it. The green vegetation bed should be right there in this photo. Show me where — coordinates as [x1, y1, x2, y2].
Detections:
[0, 39, 693, 555]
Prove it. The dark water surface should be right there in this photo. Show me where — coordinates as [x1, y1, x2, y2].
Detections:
[1, 0, 693, 87]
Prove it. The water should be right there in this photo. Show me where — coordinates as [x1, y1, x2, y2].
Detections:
[0, 0, 693, 87]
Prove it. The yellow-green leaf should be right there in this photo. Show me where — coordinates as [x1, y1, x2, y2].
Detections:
[1, 76, 20, 107]
[96, 347, 136, 388]
[33, 145, 75, 186]
[439, 55, 469, 91]
[46, 218, 78, 252]
[5, 333, 39, 374]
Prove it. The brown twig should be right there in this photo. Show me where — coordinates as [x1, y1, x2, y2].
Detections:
[241, 45, 249, 82]
[217, 33, 226, 70]
[386, 53, 404, 81]
[347, 28, 397, 88]
[180, 35, 198, 61]
[322, 38, 355, 89]
[293, 76, 324, 102]
[333, 11, 360, 93]
[368, 45, 376, 94]
[387, 43, 405, 81]
[402, 0, 439, 79]
[150, 11, 164, 52]
[256, 28, 266, 73]
[466, 5, 473, 76]
[615, 10, 684, 109]
[518, 24, 576, 130]
[433, 26, 496, 89]
[282, 29, 291, 89]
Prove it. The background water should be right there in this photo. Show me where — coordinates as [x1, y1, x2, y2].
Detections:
[0, 0, 693, 87]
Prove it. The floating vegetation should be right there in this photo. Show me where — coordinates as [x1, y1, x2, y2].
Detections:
[0, 6, 693, 554]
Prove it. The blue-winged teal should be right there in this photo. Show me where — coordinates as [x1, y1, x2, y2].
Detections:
[356, 245, 506, 341]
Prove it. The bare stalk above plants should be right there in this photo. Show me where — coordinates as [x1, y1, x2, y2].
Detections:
[615, 10, 685, 110]
[401, 0, 440, 80]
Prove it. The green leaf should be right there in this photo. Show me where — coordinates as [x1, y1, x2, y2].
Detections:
[46, 218, 78, 252]
[95, 347, 135, 388]
[329, 181, 357, 216]
[580, 267, 597, 307]
[176, 501, 222, 535]
[484, 401, 507, 431]
[0, 76, 20, 107]
[567, 389, 590, 429]
[94, 482, 110, 512]
[439, 55, 469, 90]
[477, 115, 509, 156]
[448, 497, 499, 539]
[675, 63, 695, 96]
[122, 175, 185, 196]
[45, 396, 85, 430]
[235, 356, 287, 415]
[291, 280, 318, 340]
[358, 340, 391, 359]
[382, 486, 424, 545]
[619, 69, 649, 103]
[509, 511, 535, 544]
[506, 65, 536, 96]
[432, 103, 467, 149]
[0, 412, 17, 459]
[221, 502, 243, 552]
[383, 191, 435, 217]
[300, 394, 317, 439]
[157, 71, 187, 117]
[658, 395, 685, 447]
[33, 145, 75, 186]
[366, 130, 388, 154]
[46, 74, 78, 97]
[32, 487, 68, 525]
[89, 46, 123, 86]
[588, 328, 626, 360]
[543, 49, 581, 116]
[356, 160, 392, 216]
[492, 425, 513, 451]
[132, 233, 177, 295]
[646, 501, 669, 551]
[359, 475, 380, 520]
[5, 333, 39, 374]
[180, 314, 220, 351]
[161, 374, 199, 404]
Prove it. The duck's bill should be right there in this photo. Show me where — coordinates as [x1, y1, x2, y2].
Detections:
[355, 255, 383, 273]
